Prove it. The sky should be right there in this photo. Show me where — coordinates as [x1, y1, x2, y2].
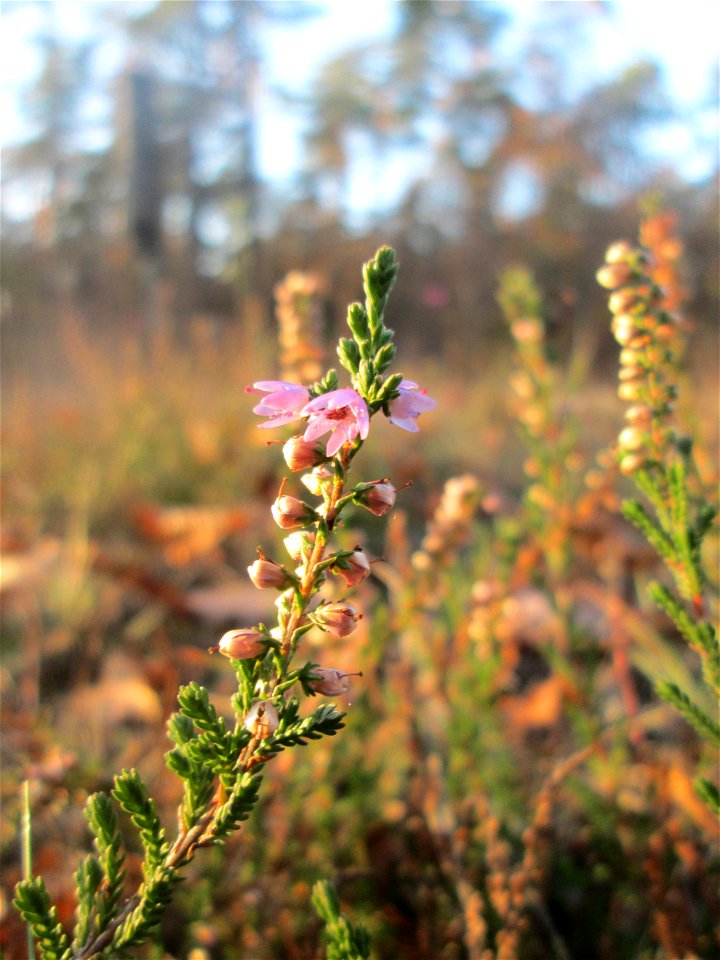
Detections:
[1, 0, 718, 222]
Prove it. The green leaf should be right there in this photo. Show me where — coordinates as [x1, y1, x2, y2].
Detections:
[621, 499, 676, 563]
[13, 877, 71, 960]
[695, 777, 720, 817]
[337, 337, 360, 375]
[656, 680, 720, 747]
[373, 341, 396, 376]
[347, 302, 370, 352]
[112, 770, 168, 877]
[363, 246, 398, 335]
[71, 855, 103, 952]
[211, 772, 263, 840]
[85, 793, 126, 928]
[112, 868, 177, 953]
[312, 879, 371, 960]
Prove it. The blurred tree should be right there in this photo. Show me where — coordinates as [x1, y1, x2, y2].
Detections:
[0, 0, 716, 362]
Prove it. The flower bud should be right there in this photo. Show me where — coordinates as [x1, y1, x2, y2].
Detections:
[619, 347, 642, 367]
[283, 530, 316, 563]
[271, 494, 317, 530]
[625, 405, 652, 426]
[604, 241, 634, 264]
[655, 323, 676, 342]
[217, 628, 266, 660]
[356, 481, 396, 517]
[332, 548, 371, 586]
[313, 601, 362, 638]
[619, 452, 646, 475]
[511, 317, 543, 343]
[611, 315, 637, 345]
[243, 700, 279, 739]
[248, 556, 291, 589]
[608, 288, 641, 315]
[596, 263, 633, 290]
[283, 435, 326, 472]
[618, 427, 645, 452]
[509, 370, 534, 400]
[301, 464, 335, 496]
[308, 667, 353, 696]
[618, 381, 643, 402]
[619, 365, 644, 382]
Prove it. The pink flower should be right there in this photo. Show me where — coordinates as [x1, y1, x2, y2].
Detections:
[301, 389, 370, 457]
[388, 380, 436, 432]
[332, 548, 371, 586]
[249, 381, 310, 429]
[308, 667, 353, 696]
[312, 601, 362, 638]
[216, 628, 266, 660]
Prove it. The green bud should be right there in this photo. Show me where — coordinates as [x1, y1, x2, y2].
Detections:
[337, 337, 360, 374]
[347, 302, 370, 344]
[373, 342, 396, 374]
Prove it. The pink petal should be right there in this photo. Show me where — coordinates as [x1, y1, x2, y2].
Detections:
[304, 417, 332, 443]
[326, 422, 356, 456]
[389, 416, 420, 432]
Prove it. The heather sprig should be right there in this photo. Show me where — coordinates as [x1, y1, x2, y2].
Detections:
[497, 266, 583, 580]
[599, 220, 719, 812]
[15, 246, 434, 958]
[312, 879, 371, 960]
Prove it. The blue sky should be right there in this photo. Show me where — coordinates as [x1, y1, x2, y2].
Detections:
[1, 0, 717, 223]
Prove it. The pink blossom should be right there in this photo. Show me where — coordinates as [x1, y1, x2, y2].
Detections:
[388, 380, 436, 432]
[249, 380, 310, 429]
[308, 667, 353, 696]
[301, 389, 370, 457]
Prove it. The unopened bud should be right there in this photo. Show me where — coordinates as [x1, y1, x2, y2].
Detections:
[511, 317, 543, 343]
[356, 481, 396, 516]
[243, 700, 279, 739]
[284, 530, 316, 563]
[655, 323, 676, 342]
[596, 263, 633, 290]
[604, 241, 634, 264]
[216, 628, 266, 660]
[619, 347, 642, 367]
[618, 381, 644, 402]
[619, 365, 645, 382]
[333, 548, 371, 586]
[625, 405, 652, 426]
[283, 435, 326, 472]
[302, 464, 335, 496]
[271, 494, 317, 530]
[618, 427, 645, 452]
[619, 452, 646, 475]
[312, 601, 362, 638]
[309, 667, 356, 696]
[509, 370, 534, 400]
[608, 288, 641, 315]
[248, 555, 292, 590]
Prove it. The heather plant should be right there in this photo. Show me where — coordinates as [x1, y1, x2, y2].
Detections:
[497, 266, 584, 584]
[13, 246, 436, 958]
[598, 218, 719, 813]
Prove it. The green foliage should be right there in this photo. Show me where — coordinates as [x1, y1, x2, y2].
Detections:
[312, 879, 371, 960]
[112, 770, 169, 878]
[70, 855, 103, 952]
[256, 700, 346, 761]
[165, 713, 216, 830]
[84, 792, 126, 929]
[656, 681, 720, 748]
[211, 772, 264, 841]
[112, 870, 177, 953]
[13, 878, 71, 960]
[339, 247, 402, 406]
